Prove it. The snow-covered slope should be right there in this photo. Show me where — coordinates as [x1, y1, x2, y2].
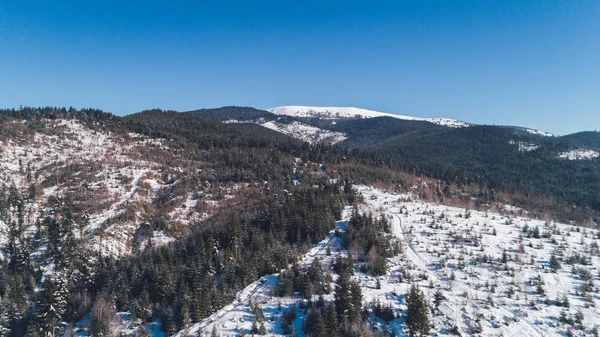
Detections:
[261, 121, 347, 144]
[511, 126, 555, 137]
[267, 106, 469, 128]
[355, 186, 600, 337]
[525, 128, 554, 137]
[0, 119, 234, 257]
[169, 185, 600, 337]
[222, 118, 348, 145]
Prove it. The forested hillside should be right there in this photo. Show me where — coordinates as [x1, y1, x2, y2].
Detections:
[558, 131, 600, 150]
[184, 106, 276, 122]
[310, 117, 600, 218]
[0, 107, 402, 336]
[190, 107, 600, 219]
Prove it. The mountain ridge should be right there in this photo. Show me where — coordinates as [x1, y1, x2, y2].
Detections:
[267, 105, 471, 128]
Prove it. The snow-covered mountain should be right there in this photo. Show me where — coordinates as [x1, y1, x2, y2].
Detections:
[267, 106, 470, 128]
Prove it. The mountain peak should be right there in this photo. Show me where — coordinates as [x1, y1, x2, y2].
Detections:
[266, 105, 470, 128]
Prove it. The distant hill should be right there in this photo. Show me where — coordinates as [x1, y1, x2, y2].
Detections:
[184, 106, 276, 121]
[177, 105, 600, 213]
[558, 131, 600, 150]
[316, 117, 600, 210]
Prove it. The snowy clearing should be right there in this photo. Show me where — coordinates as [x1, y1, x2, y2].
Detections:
[558, 149, 599, 160]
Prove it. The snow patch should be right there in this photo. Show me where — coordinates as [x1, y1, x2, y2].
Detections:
[261, 121, 347, 144]
[558, 149, 599, 160]
[524, 128, 554, 137]
[509, 140, 540, 152]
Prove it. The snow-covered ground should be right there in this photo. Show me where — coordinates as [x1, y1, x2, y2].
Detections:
[261, 121, 347, 145]
[355, 186, 600, 336]
[558, 149, 600, 160]
[170, 186, 600, 337]
[524, 128, 554, 137]
[267, 106, 470, 128]
[0, 119, 229, 256]
[509, 140, 540, 152]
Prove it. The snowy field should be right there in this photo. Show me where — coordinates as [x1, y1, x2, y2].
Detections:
[355, 186, 600, 336]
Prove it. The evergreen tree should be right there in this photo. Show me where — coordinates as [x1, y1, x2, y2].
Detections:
[35, 276, 68, 337]
[325, 304, 338, 336]
[536, 274, 545, 295]
[433, 289, 446, 314]
[304, 310, 326, 337]
[334, 272, 352, 316]
[550, 254, 561, 272]
[349, 279, 363, 318]
[405, 284, 430, 337]
[88, 315, 107, 337]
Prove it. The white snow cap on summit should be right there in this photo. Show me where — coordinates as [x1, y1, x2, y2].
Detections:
[267, 106, 469, 128]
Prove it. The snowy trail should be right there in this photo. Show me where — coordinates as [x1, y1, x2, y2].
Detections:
[498, 306, 544, 337]
[389, 211, 437, 282]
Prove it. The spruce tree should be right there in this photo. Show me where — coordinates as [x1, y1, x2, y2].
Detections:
[334, 271, 352, 316]
[550, 254, 561, 272]
[88, 315, 107, 337]
[405, 284, 430, 337]
[433, 289, 446, 314]
[536, 274, 545, 295]
[349, 279, 363, 318]
[35, 277, 68, 337]
[325, 303, 338, 336]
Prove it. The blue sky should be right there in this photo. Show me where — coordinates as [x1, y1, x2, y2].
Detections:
[0, 1, 598, 134]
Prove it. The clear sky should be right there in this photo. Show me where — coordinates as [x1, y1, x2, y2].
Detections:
[0, 1, 598, 135]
